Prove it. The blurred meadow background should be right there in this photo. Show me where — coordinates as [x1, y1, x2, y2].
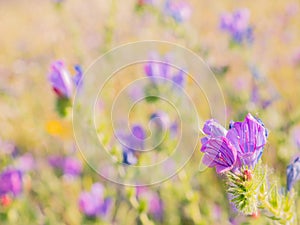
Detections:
[1, 0, 300, 224]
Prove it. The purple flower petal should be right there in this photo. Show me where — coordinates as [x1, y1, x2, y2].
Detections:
[48, 61, 73, 98]
[226, 113, 267, 168]
[201, 137, 237, 174]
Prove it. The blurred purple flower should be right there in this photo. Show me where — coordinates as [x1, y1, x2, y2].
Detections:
[150, 111, 170, 131]
[164, 0, 191, 23]
[63, 157, 82, 176]
[144, 59, 170, 78]
[220, 8, 253, 44]
[79, 183, 112, 218]
[0, 169, 23, 197]
[48, 155, 82, 177]
[121, 124, 146, 165]
[137, 0, 154, 7]
[48, 61, 73, 98]
[292, 127, 300, 149]
[73, 65, 83, 88]
[136, 187, 164, 220]
[48, 155, 65, 169]
[0, 140, 18, 156]
[201, 113, 268, 173]
[144, 54, 186, 87]
[16, 153, 35, 172]
[286, 156, 300, 192]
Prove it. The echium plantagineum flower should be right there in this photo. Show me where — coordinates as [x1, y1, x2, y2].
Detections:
[119, 124, 146, 165]
[144, 54, 186, 87]
[201, 113, 268, 173]
[286, 156, 300, 192]
[136, 187, 164, 221]
[0, 168, 23, 197]
[79, 183, 112, 218]
[164, 0, 191, 23]
[220, 8, 254, 44]
[48, 61, 73, 98]
[48, 61, 83, 99]
[48, 155, 82, 177]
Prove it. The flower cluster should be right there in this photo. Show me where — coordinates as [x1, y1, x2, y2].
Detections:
[201, 113, 268, 173]
[220, 8, 254, 44]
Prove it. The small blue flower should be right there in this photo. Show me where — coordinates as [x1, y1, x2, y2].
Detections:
[286, 156, 300, 192]
[79, 183, 112, 218]
[73, 65, 83, 88]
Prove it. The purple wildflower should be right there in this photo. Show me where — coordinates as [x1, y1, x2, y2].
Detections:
[227, 114, 267, 168]
[286, 156, 300, 192]
[0, 140, 17, 156]
[121, 124, 146, 165]
[144, 59, 170, 79]
[150, 111, 171, 131]
[201, 113, 267, 173]
[164, 0, 191, 23]
[144, 54, 186, 87]
[79, 183, 112, 218]
[48, 61, 73, 98]
[73, 65, 83, 88]
[136, 187, 164, 220]
[220, 8, 254, 44]
[292, 127, 300, 149]
[48, 155, 65, 169]
[16, 153, 35, 172]
[63, 157, 82, 177]
[0, 169, 23, 197]
[48, 155, 82, 177]
[201, 137, 237, 173]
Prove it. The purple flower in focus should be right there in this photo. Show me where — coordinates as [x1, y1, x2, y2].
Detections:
[201, 137, 237, 173]
[201, 113, 267, 173]
[79, 183, 112, 218]
[48, 61, 73, 98]
[201, 119, 228, 145]
[220, 8, 254, 44]
[286, 156, 300, 192]
[164, 0, 191, 23]
[0, 169, 23, 197]
[227, 114, 267, 168]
